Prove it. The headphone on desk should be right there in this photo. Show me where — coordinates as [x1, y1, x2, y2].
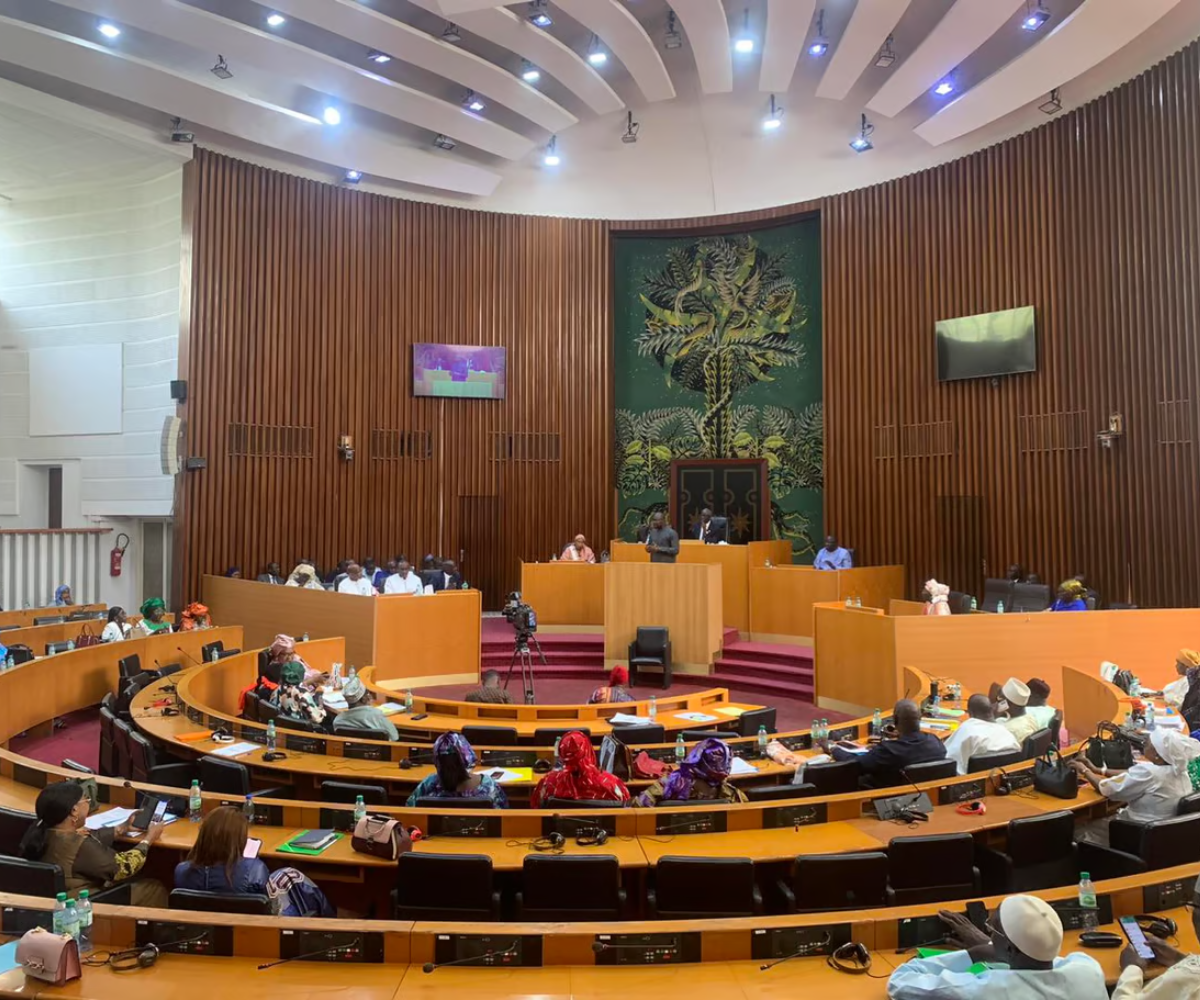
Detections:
[827, 942, 872, 975]
[1136, 915, 1178, 939]
[88, 943, 160, 971]
[532, 759, 553, 774]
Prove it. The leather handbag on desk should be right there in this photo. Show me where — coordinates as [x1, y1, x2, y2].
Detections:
[74, 624, 101, 649]
[351, 814, 412, 861]
[1086, 721, 1136, 771]
[1033, 748, 1079, 799]
[16, 928, 81, 985]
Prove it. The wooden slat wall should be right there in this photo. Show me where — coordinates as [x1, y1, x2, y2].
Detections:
[178, 150, 611, 609]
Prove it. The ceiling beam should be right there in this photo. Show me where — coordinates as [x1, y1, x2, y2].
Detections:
[759, 0, 817, 94]
[816, 0, 912, 101]
[552, 0, 675, 103]
[670, 0, 732, 94]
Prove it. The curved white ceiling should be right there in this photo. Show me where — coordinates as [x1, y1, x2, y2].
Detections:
[671, 0, 733, 94]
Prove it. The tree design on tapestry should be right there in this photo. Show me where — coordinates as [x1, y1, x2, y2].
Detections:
[615, 229, 823, 556]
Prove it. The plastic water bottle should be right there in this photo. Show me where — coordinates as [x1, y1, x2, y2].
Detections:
[845, 597, 853, 607]
[461, 581, 469, 590]
[757, 725, 769, 756]
[5, 655, 12, 670]
[189, 780, 202, 822]
[648, 695, 657, 721]
[872, 708, 883, 736]
[62, 899, 79, 942]
[301, 632, 309, 643]
[404, 689, 414, 713]
[209, 645, 220, 662]
[76, 890, 92, 954]
[53, 892, 67, 935]
[996, 600, 1005, 614]
[1079, 872, 1098, 929]
[243, 794, 255, 824]
[266, 721, 277, 753]
[353, 795, 366, 825]
[331, 662, 342, 689]
[675, 734, 686, 762]
[1145, 703, 1156, 730]
[970, 596, 978, 611]
[66, 640, 75, 652]
[348, 665, 357, 681]
[854, 596, 862, 608]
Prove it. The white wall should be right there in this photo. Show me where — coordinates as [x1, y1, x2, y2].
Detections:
[0, 166, 183, 609]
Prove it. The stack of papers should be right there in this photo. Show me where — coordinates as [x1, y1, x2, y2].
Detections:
[610, 712, 651, 725]
[209, 741, 260, 758]
[322, 692, 348, 710]
[378, 702, 404, 716]
[85, 807, 136, 830]
[715, 706, 746, 718]
[674, 712, 719, 723]
[729, 757, 759, 776]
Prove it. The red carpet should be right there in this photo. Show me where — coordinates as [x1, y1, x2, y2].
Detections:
[11, 709, 101, 772]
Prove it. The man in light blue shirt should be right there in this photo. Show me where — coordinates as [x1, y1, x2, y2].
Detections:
[813, 535, 852, 570]
[887, 894, 1107, 1000]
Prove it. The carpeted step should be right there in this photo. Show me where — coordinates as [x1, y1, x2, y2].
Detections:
[706, 672, 815, 701]
[722, 641, 813, 666]
[712, 656, 814, 682]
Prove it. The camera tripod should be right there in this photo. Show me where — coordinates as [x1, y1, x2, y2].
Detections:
[504, 631, 548, 705]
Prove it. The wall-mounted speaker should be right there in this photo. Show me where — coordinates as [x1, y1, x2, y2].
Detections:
[170, 380, 188, 402]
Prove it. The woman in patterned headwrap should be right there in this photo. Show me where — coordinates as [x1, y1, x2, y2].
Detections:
[637, 737, 747, 807]
[269, 662, 327, 728]
[132, 598, 171, 636]
[1154, 649, 1200, 711]
[405, 733, 508, 807]
[265, 633, 323, 687]
[1049, 579, 1088, 612]
[923, 579, 951, 617]
[178, 602, 212, 631]
[530, 731, 630, 808]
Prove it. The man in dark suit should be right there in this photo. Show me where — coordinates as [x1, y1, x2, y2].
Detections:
[695, 508, 728, 544]
[820, 699, 946, 788]
[256, 562, 284, 585]
[430, 559, 464, 591]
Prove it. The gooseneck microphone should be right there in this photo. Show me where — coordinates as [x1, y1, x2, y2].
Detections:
[176, 646, 203, 667]
[257, 937, 362, 970]
[422, 941, 519, 973]
[758, 932, 831, 971]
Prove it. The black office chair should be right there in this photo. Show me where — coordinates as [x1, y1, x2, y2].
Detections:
[199, 641, 225, 662]
[0, 805, 34, 856]
[981, 578, 1014, 614]
[745, 783, 817, 802]
[676, 729, 724, 742]
[610, 724, 665, 746]
[118, 654, 143, 681]
[6, 645, 34, 666]
[243, 691, 260, 723]
[46, 641, 73, 656]
[112, 717, 134, 778]
[901, 759, 958, 783]
[1021, 728, 1054, 760]
[887, 833, 980, 905]
[462, 725, 519, 746]
[1048, 711, 1064, 749]
[0, 857, 130, 904]
[170, 889, 270, 914]
[516, 855, 625, 921]
[198, 756, 291, 800]
[628, 626, 672, 690]
[341, 727, 395, 743]
[1178, 793, 1200, 815]
[321, 781, 389, 806]
[724, 707, 777, 739]
[100, 691, 117, 714]
[543, 797, 628, 809]
[128, 732, 195, 787]
[98, 706, 117, 777]
[116, 673, 156, 719]
[215, 649, 243, 660]
[413, 796, 497, 809]
[803, 760, 861, 795]
[32, 616, 64, 626]
[648, 857, 761, 918]
[779, 852, 890, 912]
[976, 811, 1079, 893]
[967, 749, 1024, 773]
[1010, 583, 1051, 613]
[276, 714, 322, 734]
[392, 854, 501, 920]
[258, 700, 279, 725]
[1078, 813, 1200, 879]
[947, 590, 973, 615]
[534, 728, 592, 745]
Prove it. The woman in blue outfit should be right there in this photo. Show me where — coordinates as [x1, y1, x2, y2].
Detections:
[1049, 578, 1088, 612]
[405, 733, 509, 807]
[174, 806, 333, 917]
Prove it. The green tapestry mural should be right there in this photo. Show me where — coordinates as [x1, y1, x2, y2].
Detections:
[613, 219, 823, 558]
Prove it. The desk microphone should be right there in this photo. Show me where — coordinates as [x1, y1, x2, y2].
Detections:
[176, 646, 203, 668]
[759, 932, 832, 971]
[422, 940, 519, 973]
[653, 812, 717, 835]
[257, 936, 362, 970]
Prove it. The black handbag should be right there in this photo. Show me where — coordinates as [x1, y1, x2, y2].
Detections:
[1033, 748, 1079, 799]
[1086, 722, 1136, 771]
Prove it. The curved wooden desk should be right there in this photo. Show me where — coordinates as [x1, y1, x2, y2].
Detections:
[0, 613, 174, 653]
[0, 603, 105, 630]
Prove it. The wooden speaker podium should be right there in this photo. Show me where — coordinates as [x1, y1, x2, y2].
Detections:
[604, 562, 723, 672]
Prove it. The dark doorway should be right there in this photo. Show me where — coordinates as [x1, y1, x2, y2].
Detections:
[458, 496, 503, 611]
[47, 467, 62, 529]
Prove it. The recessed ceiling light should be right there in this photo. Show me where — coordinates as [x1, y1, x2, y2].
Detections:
[521, 60, 541, 83]
[368, 51, 390, 64]
[322, 106, 342, 126]
[543, 135, 560, 167]
[1022, 2, 1051, 30]
[98, 22, 121, 38]
[266, 13, 286, 27]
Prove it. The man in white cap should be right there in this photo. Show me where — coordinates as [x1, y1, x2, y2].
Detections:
[888, 894, 1107, 999]
[331, 676, 398, 741]
[999, 678, 1042, 745]
[943, 694, 1021, 775]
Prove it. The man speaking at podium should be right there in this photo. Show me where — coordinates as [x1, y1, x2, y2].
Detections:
[645, 511, 680, 564]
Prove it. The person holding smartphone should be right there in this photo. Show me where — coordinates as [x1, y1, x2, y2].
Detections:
[1113, 904, 1200, 999]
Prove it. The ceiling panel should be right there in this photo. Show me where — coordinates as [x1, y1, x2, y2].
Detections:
[816, 0, 912, 101]
[552, 0, 675, 103]
[670, 0, 732, 94]
[759, 0, 817, 94]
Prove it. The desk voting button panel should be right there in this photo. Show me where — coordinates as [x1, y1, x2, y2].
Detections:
[751, 924, 851, 960]
[594, 932, 701, 965]
[1145, 878, 1195, 911]
[285, 734, 327, 755]
[280, 929, 385, 963]
[541, 813, 619, 838]
[435, 934, 542, 968]
[653, 809, 729, 836]
[136, 920, 233, 956]
[763, 801, 828, 829]
[1051, 896, 1114, 930]
[938, 779, 985, 804]
[898, 915, 951, 952]
[481, 750, 538, 768]
[426, 813, 503, 837]
[343, 741, 390, 761]
[2, 904, 52, 936]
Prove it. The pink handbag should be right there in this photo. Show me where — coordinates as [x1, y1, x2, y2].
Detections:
[350, 814, 412, 861]
[16, 927, 81, 985]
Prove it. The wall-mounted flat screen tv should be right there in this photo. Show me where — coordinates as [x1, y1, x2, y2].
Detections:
[413, 344, 506, 399]
[936, 306, 1037, 382]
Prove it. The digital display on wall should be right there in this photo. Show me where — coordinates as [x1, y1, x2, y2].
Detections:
[413, 344, 507, 399]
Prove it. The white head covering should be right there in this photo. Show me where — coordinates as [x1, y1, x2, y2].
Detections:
[342, 676, 367, 703]
[1002, 678, 1031, 707]
[924, 579, 950, 602]
[1100, 661, 1120, 682]
[1149, 729, 1200, 777]
[998, 894, 1064, 963]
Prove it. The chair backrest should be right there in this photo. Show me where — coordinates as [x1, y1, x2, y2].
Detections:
[243, 691, 260, 723]
[258, 700, 279, 724]
[947, 591, 973, 615]
[200, 641, 225, 662]
[33, 616, 64, 626]
[1140, 814, 1200, 866]
[982, 578, 1014, 613]
[169, 889, 270, 914]
[1021, 728, 1053, 759]
[1010, 583, 1051, 613]
[521, 855, 622, 916]
[967, 749, 1025, 773]
[1048, 711, 1064, 749]
[461, 725, 519, 746]
[347, 727, 396, 743]
[735, 707, 776, 738]
[0, 857, 63, 896]
[199, 756, 251, 796]
[653, 856, 757, 917]
[901, 759, 958, 783]
[0, 805, 34, 856]
[118, 654, 142, 680]
[276, 714, 320, 734]
[745, 784, 816, 802]
[611, 724, 666, 746]
[544, 797, 626, 809]
[128, 731, 157, 782]
[321, 781, 389, 805]
[112, 717, 133, 778]
[1178, 793, 1200, 816]
[888, 833, 977, 892]
[803, 759, 861, 795]
[98, 706, 117, 777]
[414, 796, 497, 809]
[634, 627, 668, 656]
[1005, 810, 1077, 865]
[534, 728, 592, 745]
[792, 853, 889, 911]
[394, 853, 497, 916]
[100, 691, 117, 714]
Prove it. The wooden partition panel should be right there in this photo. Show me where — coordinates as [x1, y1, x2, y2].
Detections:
[749, 566, 904, 641]
[813, 605, 898, 715]
[0, 604, 104, 629]
[372, 590, 481, 686]
[520, 562, 604, 626]
[1062, 664, 1125, 740]
[604, 563, 722, 669]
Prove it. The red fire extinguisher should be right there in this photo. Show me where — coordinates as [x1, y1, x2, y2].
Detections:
[110, 533, 130, 577]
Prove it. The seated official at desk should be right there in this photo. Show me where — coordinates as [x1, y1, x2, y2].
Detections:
[53, 584, 73, 607]
[1025, 678, 1058, 730]
[430, 559, 464, 591]
[179, 602, 212, 631]
[943, 694, 1020, 775]
[813, 535, 852, 570]
[100, 606, 131, 643]
[644, 511, 679, 564]
[332, 676, 399, 741]
[823, 699, 947, 788]
[637, 737, 747, 806]
[561, 534, 596, 562]
[997, 678, 1042, 744]
[271, 661, 327, 728]
[133, 597, 172, 636]
[285, 562, 324, 590]
[20, 783, 167, 907]
[530, 731, 630, 807]
[464, 669, 514, 705]
[589, 665, 634, 705]
[257, 562, 285, 585]
[175, 807, 332, 917]
[383, 559, 423, 595]
[1049, 578, 1088, 612]
[337, 562, 376, 596]
[695, 508, 727, 544]
[888, 893, 1107, 1000]
[405, 733, 508, 807]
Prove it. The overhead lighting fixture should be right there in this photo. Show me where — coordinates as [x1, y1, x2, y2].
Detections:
[97, 22, 121, 38]
[462, 90, 485, 113]
[528, 0, 552, 28]
[808, 9, 829, 57]
[621, 110, 640, 144]
[762, 94, 783, 131]
[733, 7, 754, 54]
[368, 50, 391, 64]
[343, 170, 362, 184]
[1039, 87, 1063, 115]
[322, 106, 342, 126]
[433, 133, 457, 151]
[543, 135, 560, 167]
[169, 117, 194, 144]
[521, 60, 541, 83]
[210, 54, 232, 79]
[849, 113, 875, 153]
[875, 34, 896, 68]
[1021, 1, 1050, 31]
[933, 76, 955, 97]
[441, 22, 462, 43]
[266, 13, 286, 27]
[587, 34, 608, 66]
[664, 11, 683, 50]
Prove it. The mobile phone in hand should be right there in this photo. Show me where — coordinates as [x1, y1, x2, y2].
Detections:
[1119, 916, 1154, 960]
[243, 837, 263, 860]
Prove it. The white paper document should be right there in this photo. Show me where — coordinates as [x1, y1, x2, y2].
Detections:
[729, 757, 759, 776]
[674, 712, 719, 723]
[609, 713, 651, 725]
[85, 807, 135, 830]
[210, 741, 259, 758]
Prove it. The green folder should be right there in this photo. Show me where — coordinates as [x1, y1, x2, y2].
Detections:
[276, 830, 343, 856]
